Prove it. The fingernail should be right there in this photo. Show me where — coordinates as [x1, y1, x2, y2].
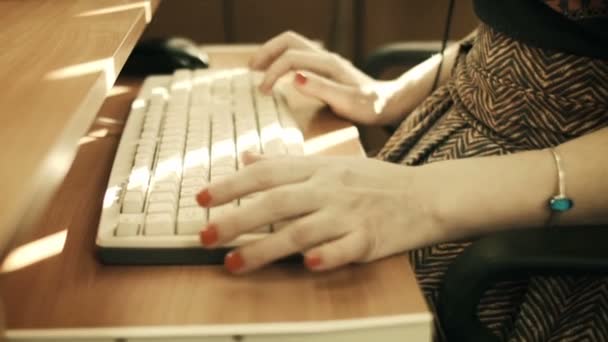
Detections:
[304, 254, 322, 269]
[196, 189, 212, 207]
[200, 223, 218, 246]
[225, 251, 245, 273]
[294, 72, 307, 86]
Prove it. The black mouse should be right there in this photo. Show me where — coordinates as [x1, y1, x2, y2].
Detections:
[122, 37, 209, 75]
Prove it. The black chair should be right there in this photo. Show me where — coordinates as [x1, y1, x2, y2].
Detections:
[360, 43, 608, 341]
[438, 226, 608, 341]
[359, 41, 445, 79]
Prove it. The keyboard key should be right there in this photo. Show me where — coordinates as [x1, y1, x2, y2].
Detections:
[147, 201, 176, 214]
[127, 167, 150, 194]
[122, 191, 145, 213]
[134, 153, 154, 168]
[144, 213, 175, 235]
[180, 187, 199, 198]
[259, 120, 287, 156]
[184, 148, 210, 170]
[183, 169, 208, 181]
[149, 191, 177, 204]
[181, 177, 207, 188]
[177, 207, 207, 235]
[277, 97, 305, 155]
[117, 213, 144, 236]
[150, 181, 179, 195]
[179, 196, 199, 208]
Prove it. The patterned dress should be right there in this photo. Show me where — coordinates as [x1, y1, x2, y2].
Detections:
[376, 21, 608, 342]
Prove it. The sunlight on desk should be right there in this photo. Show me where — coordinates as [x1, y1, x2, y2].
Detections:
[304, 127, 360, 154]
[78, 128, 110, 146]
[108, 85, 133, 98]
[78, 136, 97, 145]
[45, 57, 116, 92]
[97, 116, 125, 126]
[77, 1, 152, 23]
[1, 230, 67, 274]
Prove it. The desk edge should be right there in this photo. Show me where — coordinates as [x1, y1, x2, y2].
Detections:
[6, 313, 432, 339]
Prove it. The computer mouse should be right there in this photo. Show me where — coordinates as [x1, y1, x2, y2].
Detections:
[122, 37, 209, 75]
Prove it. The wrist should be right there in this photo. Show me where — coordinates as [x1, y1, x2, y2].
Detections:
[401, 165, 455, 244]
[373, 69, 436, 126]
[420, 151, 556, 240]
[362, 79, 416, 126]
[378, 43, 462, 126]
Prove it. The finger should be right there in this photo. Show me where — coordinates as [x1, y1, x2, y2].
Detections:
[241, 151, 265, 166]
[249, 31, 319, 71]
[224, 212, 347, 273]
[292, 71, 361, 119]
[196, 156, 316, 207]
[303, 229, 373, 272]
[259, 50, 336, 93]
[200, 183, 323, 247]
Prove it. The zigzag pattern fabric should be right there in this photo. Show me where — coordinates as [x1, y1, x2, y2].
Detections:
[377, 24, 608, 341]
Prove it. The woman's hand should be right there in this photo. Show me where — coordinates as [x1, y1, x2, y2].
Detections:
[249, 31, 404, 126]
[196, 152, 445, 274]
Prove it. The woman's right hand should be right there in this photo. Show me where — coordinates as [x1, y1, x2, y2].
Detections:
[249, 31, 401, 126]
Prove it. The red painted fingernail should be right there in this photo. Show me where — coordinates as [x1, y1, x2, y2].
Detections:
[196, 189, 212, 207]
[305, 255, 322, 269]
[225, 251, 245, 272]
[200, 223, 218, 246]
[294, 72, 307, 85]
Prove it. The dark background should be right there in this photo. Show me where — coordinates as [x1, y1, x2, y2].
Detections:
[142, 0, 479, 63]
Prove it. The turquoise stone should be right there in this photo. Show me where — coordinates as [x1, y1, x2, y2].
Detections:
[549, 197, 573, 212]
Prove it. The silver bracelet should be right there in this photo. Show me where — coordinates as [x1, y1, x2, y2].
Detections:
[548, 148, 574, 213]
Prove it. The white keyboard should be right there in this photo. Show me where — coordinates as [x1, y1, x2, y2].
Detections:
[96, 69, 304, 264]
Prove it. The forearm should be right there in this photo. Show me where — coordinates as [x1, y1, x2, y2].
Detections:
[372, 42, 460, 126]
[417, 127, 608, 241]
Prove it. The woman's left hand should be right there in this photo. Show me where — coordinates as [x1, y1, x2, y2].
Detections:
[196, 152, 445, 274]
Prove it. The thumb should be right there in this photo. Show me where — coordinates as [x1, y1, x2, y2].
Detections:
[292, 71, 365, 121]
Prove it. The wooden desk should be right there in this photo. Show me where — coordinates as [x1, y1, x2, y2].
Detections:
[0, 0, 160, 254]
[1, 36, 431, 342]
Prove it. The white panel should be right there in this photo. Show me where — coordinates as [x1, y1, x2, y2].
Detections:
[7, 339, 114, 342]
[128, 338, 232, 342]
[244, 321, 431, 342]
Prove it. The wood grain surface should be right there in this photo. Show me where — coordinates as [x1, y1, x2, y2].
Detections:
[1, 46, 428, 330]
[0, 0, 160, 256]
